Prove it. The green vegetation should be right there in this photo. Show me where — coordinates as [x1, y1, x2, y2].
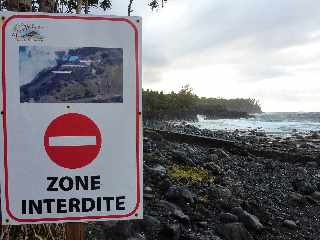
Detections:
[143, 85, 262, 120]
[3, 0, 167, 15]
[168, 164, 215, 184]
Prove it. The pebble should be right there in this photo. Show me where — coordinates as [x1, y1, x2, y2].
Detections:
[144, 186, 153, 193]
[210, 153, 219, 162]
[283, 220, 297, 229]
[306, 161, 318, 168]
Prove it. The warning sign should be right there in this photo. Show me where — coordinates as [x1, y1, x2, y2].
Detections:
[0, 12, 142, 224]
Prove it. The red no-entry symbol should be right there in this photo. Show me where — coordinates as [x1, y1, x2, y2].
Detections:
[44, 113, 102, 169]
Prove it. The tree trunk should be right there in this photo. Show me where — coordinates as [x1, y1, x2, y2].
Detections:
[38, 0, 55, 13]
[7, 0, 19, 11]
[76, 0, 82, 14]
[66, 223, 85, 240]
[84, 0, 89, 14]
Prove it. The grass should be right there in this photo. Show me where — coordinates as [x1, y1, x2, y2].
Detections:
[0, 224, 65, 240]
[168, 164, 215, 184]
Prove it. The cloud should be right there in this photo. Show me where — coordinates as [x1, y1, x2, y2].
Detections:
[240, 65, 291, 81]
[100, 0, 320, 111]
[145, 1, 319, 54]
[142, 67, 164, 85]
[138, 0, 320, 80]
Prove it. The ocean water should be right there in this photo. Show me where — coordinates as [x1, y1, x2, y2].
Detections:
[193, 112, 320, 136]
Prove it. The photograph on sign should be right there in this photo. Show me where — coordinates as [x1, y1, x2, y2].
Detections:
[20, 46, 123, 103]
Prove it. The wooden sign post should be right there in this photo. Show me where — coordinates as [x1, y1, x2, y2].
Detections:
[66, 223, 85, 240]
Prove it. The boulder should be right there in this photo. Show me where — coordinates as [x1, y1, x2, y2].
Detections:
[215, 149, 231, 159]
[310, 191, 320, 201]
[144, 193, 155, 200]
[311, 132, 320, 139]
[292, 179, 316, 195]
[296, 167, 307, 176]
[144, 164, 167, 177]
[231, 207, 264, 232]
[306, 161, 318, 168]
[159, 223, 181, 240]
[209, 185, 232, 200]
[158, 200, 190, 223]
[102, 221, 135, 240]
[287, 192, 306, 205]
[218, 223, 254, 240]
[166, 186, 194, 205]
[153, 165, 167, 176]
[204, 162, 222, 175]
[171, 149, 195, 166]
[219, 212, 239, 223]
[141, 215, 161, 230]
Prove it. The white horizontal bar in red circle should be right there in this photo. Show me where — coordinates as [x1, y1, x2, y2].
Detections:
[49, 136, 97, 147]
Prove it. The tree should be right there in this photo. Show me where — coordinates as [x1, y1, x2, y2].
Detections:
[39, 0, 55, 13]
[6, 0, 31, 11]
[3, 0, 168, 15]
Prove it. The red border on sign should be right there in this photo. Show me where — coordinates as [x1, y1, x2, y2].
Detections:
[1, 14, 141, 223]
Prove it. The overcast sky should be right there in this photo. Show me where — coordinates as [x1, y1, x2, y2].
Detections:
[94, 0, 320, 112]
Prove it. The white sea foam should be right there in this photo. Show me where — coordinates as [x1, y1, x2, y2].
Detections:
[193, 112, 320, 136]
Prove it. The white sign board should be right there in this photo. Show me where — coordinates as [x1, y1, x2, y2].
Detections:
[0, 12, 142, 224]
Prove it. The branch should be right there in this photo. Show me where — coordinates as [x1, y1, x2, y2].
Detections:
[84, 0, 88, 14]
[128, 0, 133, 16]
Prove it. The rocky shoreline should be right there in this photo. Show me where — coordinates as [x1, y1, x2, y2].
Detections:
[87, 122, 320, 240]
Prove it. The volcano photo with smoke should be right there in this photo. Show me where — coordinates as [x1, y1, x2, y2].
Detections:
[19, 46, 123, 103]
